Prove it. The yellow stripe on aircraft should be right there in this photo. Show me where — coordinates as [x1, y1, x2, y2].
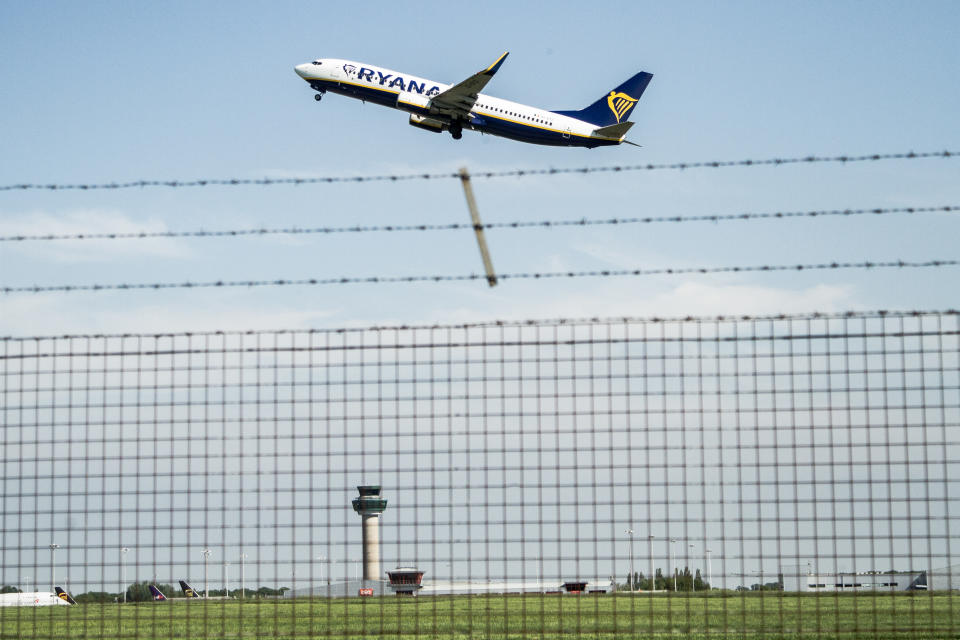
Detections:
[305, 76, 602, 141]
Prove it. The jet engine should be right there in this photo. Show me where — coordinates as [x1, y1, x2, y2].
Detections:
[408, 114, 447, 133]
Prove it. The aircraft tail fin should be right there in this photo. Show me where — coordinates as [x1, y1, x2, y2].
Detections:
[553, 71, 653, 127]
[149, 585, 167, 601]
[54, 587, 77, 605]
[179, 580, 201, 598]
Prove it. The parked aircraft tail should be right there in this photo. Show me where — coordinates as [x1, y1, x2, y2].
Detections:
[54, 587, 76, 605]
[552, 71, 653, 127]
[148, 585, 167, 601]
[179, 580, 201, 598]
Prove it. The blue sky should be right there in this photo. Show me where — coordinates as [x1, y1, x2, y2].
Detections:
[1, 0, 958, 335]
[1, 1, 959, 593]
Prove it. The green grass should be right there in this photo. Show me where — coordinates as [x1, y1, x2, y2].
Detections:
[1, 592, 957, 639]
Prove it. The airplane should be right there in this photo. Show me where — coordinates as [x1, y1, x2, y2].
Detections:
[148, 585, 167, 601]
[294, 53, 652, 148]
[179, 579, 201, 598]
[55, 586, 77, 605]
[0, 589, 72, 607]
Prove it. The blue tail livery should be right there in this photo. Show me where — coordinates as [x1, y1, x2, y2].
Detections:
[551, 72, 653, 127]
[149, 585, 167, 601]
[179, 580, 201, 598]
[54, 587, 77, 605]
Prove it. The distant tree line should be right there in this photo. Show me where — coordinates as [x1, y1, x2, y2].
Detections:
[619, 567, 710, 591]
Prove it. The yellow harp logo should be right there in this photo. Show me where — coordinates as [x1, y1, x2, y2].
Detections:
[607, 91, 638, 123]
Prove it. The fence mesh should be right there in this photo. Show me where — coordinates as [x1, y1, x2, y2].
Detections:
[2, 311, 958, 638]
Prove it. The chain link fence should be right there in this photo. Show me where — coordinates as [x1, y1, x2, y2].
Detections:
[2, 310, 958, 638]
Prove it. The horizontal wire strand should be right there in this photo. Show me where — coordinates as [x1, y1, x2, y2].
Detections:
[0, 150, 956, 192]
[2, 205, 956, 243]
[1, 309, 953, 341]
[3, 259, 957, 294]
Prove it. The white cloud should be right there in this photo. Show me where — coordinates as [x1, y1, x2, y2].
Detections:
[0, 209, 190, 262]
[0, 292, 340, 336]
[637, 280, 857, 317]
[433, 279, 857, 326]
[0, 268, 857, 339]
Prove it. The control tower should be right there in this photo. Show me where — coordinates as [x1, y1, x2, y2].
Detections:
[352, 486, 387, 581]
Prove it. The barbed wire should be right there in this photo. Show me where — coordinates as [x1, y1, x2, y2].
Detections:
[1, 150, 955, 192]
[2, 205, 956, 243]
[3, 259, 956, 294]
[2, 309, 956, 342]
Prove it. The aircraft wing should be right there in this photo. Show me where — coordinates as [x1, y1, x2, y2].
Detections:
[431, 52, 508, 118]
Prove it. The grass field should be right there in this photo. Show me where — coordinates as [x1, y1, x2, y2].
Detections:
[1, 592, 957, 639]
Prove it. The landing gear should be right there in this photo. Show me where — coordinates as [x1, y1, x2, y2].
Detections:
[314, 93, 323, 102]
[450, 122, 463, 140]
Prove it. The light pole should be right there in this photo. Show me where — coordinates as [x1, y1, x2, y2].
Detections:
[316, 555, 327, 595]
[121, 547, 129, 603]
[649, 535, 655, 592]
[688, 544, 695, 591]
[625, 528, 635, 591]
[240, 553, 248, 599]
[316, 555, 327, 583]
[705, 549, 712, 591]
[49, 543, 60, 591]
[224, 562, 230, 598]
[670, 539, 677, 592]
[202, 549, 211, 599]
[22, 576, 31, 593]
[535, 551, 541, 592]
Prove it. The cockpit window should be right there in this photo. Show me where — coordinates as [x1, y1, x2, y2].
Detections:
[312, 60, 322, 65]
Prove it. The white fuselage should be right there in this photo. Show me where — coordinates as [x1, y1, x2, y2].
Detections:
[295, 59, 616, 147]
[0, 592, 71, 607]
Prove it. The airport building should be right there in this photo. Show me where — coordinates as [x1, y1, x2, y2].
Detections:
[781, 569, 927, 592]
[929, 565, 960, 591]
[284, 576, 614, 599]
[284, 579, 390, 598]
